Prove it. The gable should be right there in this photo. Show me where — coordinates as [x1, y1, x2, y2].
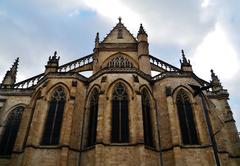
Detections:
[102, 22, 137, 44]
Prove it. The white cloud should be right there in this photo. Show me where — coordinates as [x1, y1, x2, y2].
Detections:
[191, 23, 240, 130]
[201, 0, 210, 8]
[82, 0, 141, 31]
[191, 23, 239, 80]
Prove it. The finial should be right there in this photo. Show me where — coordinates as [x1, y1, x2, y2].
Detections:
[180, 50, 192, 72]
[12, 57, 19, 73]
[181, 49, 185, 57]
[118, 16, 122, 23]
[210, 69, 214, 76]
[181, 49, 187, 62]
[95, 32, 99, 42]
[16, 57, 19, 63]
[54, 51, 57, 57]
[180, 49, 190, 65]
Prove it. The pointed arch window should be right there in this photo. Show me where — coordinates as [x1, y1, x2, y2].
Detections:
[176, 90, 199, 145]
[111, 83, 129, 143]
[86, 88, 99, 147]
[41, 87, 66, 145]
[0, 106, 24, 155]
[141, 89, 154, 147]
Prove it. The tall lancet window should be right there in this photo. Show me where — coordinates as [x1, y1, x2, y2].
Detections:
[41, 87, 66, 145]
[141, 89, 154, 147]
[0, 106, 24, 155]
[86, 88, 99, 147]
[176, 90, 199, 145]
[111, 83, 129, 143]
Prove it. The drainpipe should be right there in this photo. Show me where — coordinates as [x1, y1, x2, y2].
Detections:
[189, 84, 221, 166]
[199, 93, 221, 166]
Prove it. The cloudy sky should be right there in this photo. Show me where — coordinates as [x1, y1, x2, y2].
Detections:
[0, 0, 240, 130]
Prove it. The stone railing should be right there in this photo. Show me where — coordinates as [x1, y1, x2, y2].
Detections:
[152, 72, 182, 80]
[58, 54, 93, 72]
[7, 54, 93, 89]
[13, 73, 45, 89]
[149, 55, 180, 72]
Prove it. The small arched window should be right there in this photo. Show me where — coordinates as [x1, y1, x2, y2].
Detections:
[141, 89, 154, 147]
[41, 86, 66, 145]
[86, 88, 99, 147]
[0, 106, 24, 155]
[176, 89, 199, 145]
[111, 83, 129, 143]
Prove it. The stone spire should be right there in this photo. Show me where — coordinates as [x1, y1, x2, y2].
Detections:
[45, 51, 60, 74]
[210, 69, 223, 92]
[138, 24, 148, 37]
[180, 50, 192, 72]
[1, 57, 19, 88]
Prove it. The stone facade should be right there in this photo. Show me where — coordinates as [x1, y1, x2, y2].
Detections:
[0, 19, 240, 166]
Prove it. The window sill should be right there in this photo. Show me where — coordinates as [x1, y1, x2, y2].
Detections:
[110, 143, 132, 146]
[0, 155, 11, 159]
[144, 145, 156, 151]
[180, 144, 211, 149]
[38, 145, 61, 149]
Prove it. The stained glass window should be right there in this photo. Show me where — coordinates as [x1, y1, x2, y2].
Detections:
[0, 106, 24, 155]
[176, 90, 199, 145]
[86, 88, 99, 147]
[111, 83, 129, 143]
[41, 86, 66, 145]
[141, 89, 154, 147]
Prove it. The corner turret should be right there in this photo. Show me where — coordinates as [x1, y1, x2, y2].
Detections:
[45, 51, 60, 74]
[1, 58, 19, 88]
[137, 24, 151, 75]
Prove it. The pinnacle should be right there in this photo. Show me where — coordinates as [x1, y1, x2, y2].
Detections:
[138, 23, 147, 36]
[180, 49, 191, 66]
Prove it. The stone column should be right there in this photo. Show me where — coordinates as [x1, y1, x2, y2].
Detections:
[26, 97, 48, 145]
[135, 93, 144, 144]
[96, 94, 105, 144]
[166, 96, 179, 146]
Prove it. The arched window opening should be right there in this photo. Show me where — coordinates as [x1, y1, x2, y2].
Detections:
[86, 88, 99, 147]
[108, 55, 133, 68]
[41, 86, 66, 145]
[141, 89, 154, 147]
[111, 83, 129, 143]
[176, 90, 199, 145]
[0, 106, 24, 155]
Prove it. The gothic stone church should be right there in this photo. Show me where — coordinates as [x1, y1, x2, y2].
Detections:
[0, 19, 239, 166]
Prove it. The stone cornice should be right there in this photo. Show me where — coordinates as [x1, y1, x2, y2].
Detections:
[99, 43, 137, 52]
[0, 89, 34, 96]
